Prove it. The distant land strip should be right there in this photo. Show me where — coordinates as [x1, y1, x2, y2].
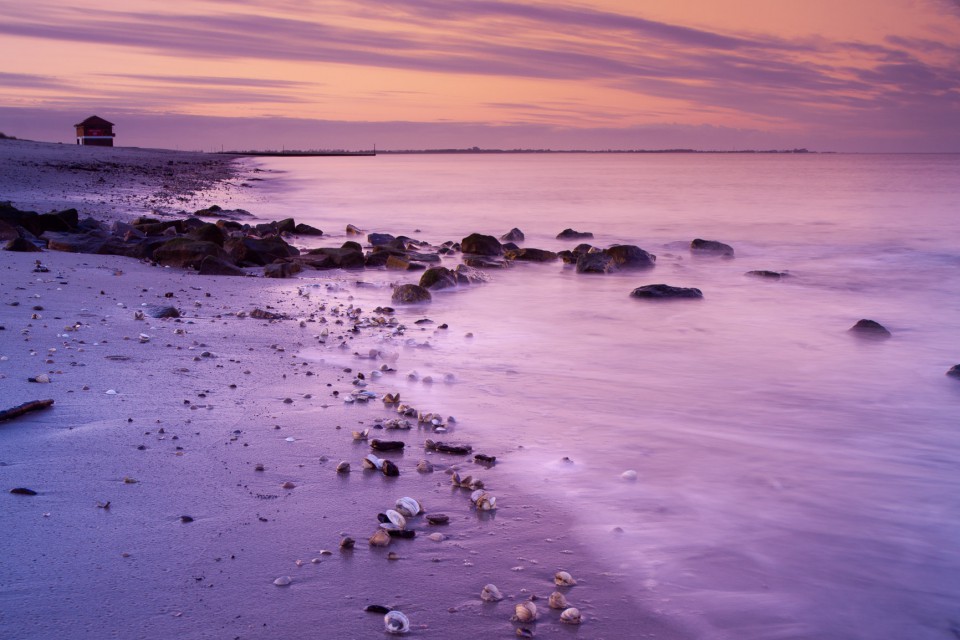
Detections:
[221, 147, 815, 156]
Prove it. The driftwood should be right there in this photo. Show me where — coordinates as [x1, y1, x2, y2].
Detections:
[0, 399, 54, 422]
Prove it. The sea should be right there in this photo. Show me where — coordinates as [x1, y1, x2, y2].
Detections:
[227, 153, 960, 640]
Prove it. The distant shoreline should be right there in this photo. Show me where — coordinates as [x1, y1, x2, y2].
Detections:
[222, 147, 816, 157]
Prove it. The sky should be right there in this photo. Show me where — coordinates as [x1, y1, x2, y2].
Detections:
[1, 0, 958, 151]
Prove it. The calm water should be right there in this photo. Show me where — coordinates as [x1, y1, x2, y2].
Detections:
[235, 154, 960, 639]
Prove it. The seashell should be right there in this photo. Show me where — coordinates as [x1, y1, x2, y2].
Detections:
[548, 591, 568, 610]
[385, 509, 407, 529]
[339, 536, 355, 550]
[458, 474, 474, 488]
[352, 429, 369, 441]
[621, 469, 638, 482]
[273, 575, 292, 586]
[554, 570, 577, 587]
[427, 532, 445, 542]
[365, 604, 392, 614]
[471, 489, 497, 511]
[382, 393, 400, 404]
[281, 481, 296, 489]
[336, 460, 350, 474]
[383, 610, 410, 635]
[516, 628, 534, 638]
[480, 583, 504, 602]
[425, 513, 449, 525]
[450, 471, 461, 486]
[363, 454, 383, 470]
[381, 460, 400, 477]
[369, 529, 392, 547]
[559, 607, 582, 625]
[395, 496, 422, 518]
[416, 459, 434, 473]
[513, 601, 537, 623]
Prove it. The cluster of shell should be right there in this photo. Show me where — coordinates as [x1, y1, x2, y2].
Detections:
[368, 497, 424, 547]
[344, 389, 378, 403]
[450, 471, 485, 491]
[492, 570, 581, 630]
[391, 403, 451, 431]
[362, 454, 399, 477]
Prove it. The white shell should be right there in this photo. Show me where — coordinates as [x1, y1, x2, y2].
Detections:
[513, 601, 538, 623]
[471, 490, 497, 511]
[273, 575, 292, 586]
[385, 509, 407, 529]
[384, 610, 410, 634]
[560, 607, 582, 625]
[363, 454, 384, 470]
[554, 570, 577, 586]
[480, 583, 503, 602]
[548, 591, 569, 609]
[621, 469, 638, 481]
[395, 496, 422, 517]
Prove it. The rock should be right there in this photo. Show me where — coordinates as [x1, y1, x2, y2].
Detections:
[43, 230, 111, 254]
[691, 238, 734, 258]
[630, 284, 703, 300]
[386, 256, 426, 271]
[346, 224, 365, 235]
[849, 319, 891, 340]
[224, 235, 299, 266]
[746, 270, 786, 279]
[504, 248, 558, 262]
[187, 223, 225, 247]
[145, 305, 180, 319]
[462, 256, 506, 269]
[460, 233, 502, 256]
[605, 244, 656, 269]
[4, 237, 42, 252]
[198, 255, 246, 276]
[392, 284, 432, 304]
[575, 252, 616, 274]
[501, 228, 524, 242]
[947, 365, 960, 379]
[368, 232, 396, 246]
[264, 261, 303, 278]
[154, 238, 229, 269]
[302, 246, 365, 269]
[276, 218, 297, 234]
[557, 228, 593, 240]
[420, 266, 458, 290]
[454, 264, 488, 284]
[293, 223, 323, 236]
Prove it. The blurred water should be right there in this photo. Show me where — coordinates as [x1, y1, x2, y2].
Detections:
[239, 153, 960, 639]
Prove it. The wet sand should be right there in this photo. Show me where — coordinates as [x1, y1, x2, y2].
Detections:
[0, 140, 688, 639]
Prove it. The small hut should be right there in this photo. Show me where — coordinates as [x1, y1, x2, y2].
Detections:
[75, 116, 115, 146]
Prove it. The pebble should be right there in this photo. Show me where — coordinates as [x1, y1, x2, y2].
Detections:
[273, 576, 293, 587]
[621, 469, 638, 481]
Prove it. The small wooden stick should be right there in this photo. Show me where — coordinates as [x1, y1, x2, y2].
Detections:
[0, 399, 55, 422]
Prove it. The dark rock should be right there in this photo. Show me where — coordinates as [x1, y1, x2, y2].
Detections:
[303, 246, 365, 269]
[392, 284, 432, 304]
[342, 240, 363, 252]
[264, 261, 303, 278]
[630, 284, 704, 300]
[363, 251, 395, 268]
[198, 256, 247, 276]
[454, 264, 488, 284]
[605, 245, 656, 269]
[420, 266, 459, 290]
[224, 235, 299, 266]
[505, 247, 558, 262]
[557, 228, 593, 240]
[461, 233, 502, 256]
[370, 439, 405, 451]
[425, 439, 473, 455]
[501, 228, 525, 242]
[405, 251, 441, 263]
[691, 238, 734, 258]
[380, 460, 400, 477]
[576, 252, 617, 274]
[293, 223, 322, 236]
[346, 224, 364, 236]
[250, 308, 286, 320]
[44, 230, 111, 254]
[146, 305, 180, 319]
[276, 218, 296, 234]
[188, 223, 225, 247]
[946, 365, 960, 379]
[386, 256, 426, 271]
[4, 237, 41, 252]
[368, 232, 396, 247]
[0, 219, 19, 242]
[10, 487, 38, 496]
[216, 220, 244, 232]
[849, 319, 891, 340]
[746, 270, 786, 279]
[135, 220, 183, 236]
[463, 256, 506, 269]
[195, 204, 223, 216]
[154, 238, 229, 269]
[501, 242, 520, 252]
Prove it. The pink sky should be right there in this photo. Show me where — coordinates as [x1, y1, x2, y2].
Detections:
[1, 0, 958, 151]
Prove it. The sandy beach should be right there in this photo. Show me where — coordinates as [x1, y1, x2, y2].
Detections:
[0, 140, 684, 639]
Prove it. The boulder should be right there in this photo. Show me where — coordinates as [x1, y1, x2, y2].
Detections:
[153, 238, 229, 270]
[848, 319, 891, 340]
[293, 223, 323, 236]
[605, 245, 656, 269]
[392, 284, 432, 304]
[557, 228, 593, 240]
[368, 233, 396, 247]
[420, 266, 459, 290]
[224, 235, 299, 266]
[947, 365, 960, 379]
[346, 224, 365, 235]
[691, 238, 734, 258]
[303, 246, 365, 269]
[386, 255, 427, 271]
[501, 228, 524, 242]
[746, 270, 786, 279]
[145, 305, 181, 319]
[461, 233, 502, 256]
[454, 264, 488, 284]
[505, 248, 558, 262]
[0, 219, 19, 242]
[198, 255, 247, 276]
[264, 261, 303, 278]
[575, 252, 617, 274]
[4, 237, 42, 252]
[630, 284, 703, 300]
[463, 255, 506, 269]
[188, 223, 225, 247]
[276, 218, 297, 234]
[43, 230, 110, 254]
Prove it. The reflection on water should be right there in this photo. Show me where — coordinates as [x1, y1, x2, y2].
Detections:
[248, 154, 960, 639]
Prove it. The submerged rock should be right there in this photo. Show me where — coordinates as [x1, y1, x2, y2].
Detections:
[500, 228, 524, 242]
[420, 266, 458, 290]
[504, 247, 558, 262]
[557, 228, 593, 240]
[153, 238, 229, 269]
[746, 270, 786, 279]
[630, 284, 703, 300]
[849, 319, 891, 340]
[461, 233, 502, 256]
[575, 252, 616, 274]
[605, 244, 656, 269]
[392, 284, 432, 304]
[947, 365, 960, 379]
[691, 238, 734, 258]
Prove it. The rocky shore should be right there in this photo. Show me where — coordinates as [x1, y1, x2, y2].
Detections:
[0, 140, 689, 639]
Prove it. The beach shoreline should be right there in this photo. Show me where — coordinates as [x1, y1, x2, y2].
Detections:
[0, 140, 683, 639]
